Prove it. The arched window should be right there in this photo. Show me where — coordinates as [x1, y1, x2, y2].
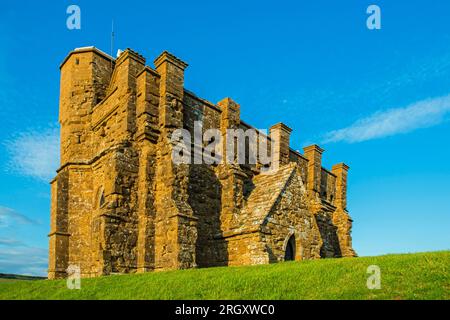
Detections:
[98, 188, 105, 208]
[284, 235, 296, 261]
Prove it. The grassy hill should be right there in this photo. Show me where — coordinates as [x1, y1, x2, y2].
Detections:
[0, 274, 46, 282]
[0, 251, 448, 300]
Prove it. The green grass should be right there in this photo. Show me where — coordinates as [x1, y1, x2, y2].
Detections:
[0, 251, 448, 300]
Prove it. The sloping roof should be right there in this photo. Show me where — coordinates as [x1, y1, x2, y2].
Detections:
[233, 163, 298, 235]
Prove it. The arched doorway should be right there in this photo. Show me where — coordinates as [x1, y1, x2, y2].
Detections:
[284, 235, 296, 261]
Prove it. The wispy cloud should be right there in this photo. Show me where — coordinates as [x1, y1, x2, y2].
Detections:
[0, 245, 47, 276]
[4, 126, 59, 182]
[0, 207, 45, 276]
[323, 94, 450, 143]
[0, 206, 39, 227]
[0, 238, 24, 247]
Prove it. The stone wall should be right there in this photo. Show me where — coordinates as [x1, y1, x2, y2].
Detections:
[187, 164, 224, 267]
[262, 165, 322, 262]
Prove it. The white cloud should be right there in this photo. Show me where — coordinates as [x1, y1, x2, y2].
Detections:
[323, 94, 450, 143]
[0, 245, 47, 276]
[0, 238, 24, 246]
[0, 206, 39, 227]
[0, 207, 45, 276]
[4, 126, 59, 182]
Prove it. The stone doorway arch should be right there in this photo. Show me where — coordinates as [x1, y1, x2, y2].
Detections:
[284, 234, 296, 261]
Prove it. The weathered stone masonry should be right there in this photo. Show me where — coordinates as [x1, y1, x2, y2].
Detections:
[48, 46, 356, 279]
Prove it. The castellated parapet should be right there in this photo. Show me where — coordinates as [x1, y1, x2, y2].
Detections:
[48, 46, 355, 279]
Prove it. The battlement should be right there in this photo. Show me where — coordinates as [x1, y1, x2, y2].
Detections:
[58, 45, 348, 208]
[60, 46, 114, 69]
[154, 50, 188, 70]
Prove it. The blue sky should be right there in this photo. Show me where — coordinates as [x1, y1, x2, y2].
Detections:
[0, 0, 449, 276]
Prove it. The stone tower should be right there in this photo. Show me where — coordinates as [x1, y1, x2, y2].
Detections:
[48, 47, 355, 279]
